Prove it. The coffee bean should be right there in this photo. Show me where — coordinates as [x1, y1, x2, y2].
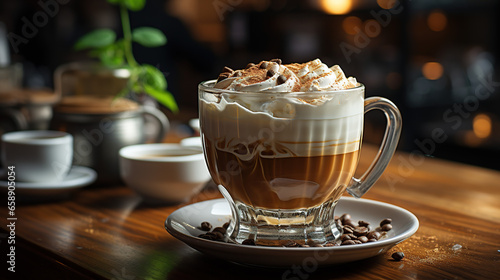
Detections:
[391, 252, 405, 261]
[212, 227, 226, 234]
[211, 231, 224, 241]
[266, 69, 276, 78]
[358, 220, 370, 227]
[270, 58, 282, 65]
[242, 239, 255, 245]
[222, 66, 234, 73]
[341, 234, 351, 241]
[306, 240, 322, 247]
[343, 219, 358, 228]
[200, 221, 212, 231]
[341, 240, 356, 245]
[343, 226, 354, 234]
[381, 224, 393, 231]
[353, 227, 369, 236]
[260, 62, 268, 69]
[245, 63, 255, 69]
[277, 74, 287, 85]
[340, 213, 351, 222]
[343, 224, 355, 230]
[367, 231, 381, 240]
[282, 240, 300, 247]
[205, 231, 217, 237]
[199, 232, 220, 241]
[198, 233, 211, 240]
[380, 218, 392, 227]
[216, 72, 230, 83]
[358, 236, 369, 243]
[199, 214, 395, 248]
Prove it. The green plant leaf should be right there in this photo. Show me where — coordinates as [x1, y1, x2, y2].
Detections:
[132, 27, 167, 47]
[98, 42, 126, 67]
[124, 0, 145, 11]
[140, 64, 167, 90]
[144, 85, 178, 113]
[74, 29, 116, 50]
[106, 0, 121, 4]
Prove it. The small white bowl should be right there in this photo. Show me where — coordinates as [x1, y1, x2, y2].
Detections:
[188, 118, 200, 133]
[119, 143, 211, 204]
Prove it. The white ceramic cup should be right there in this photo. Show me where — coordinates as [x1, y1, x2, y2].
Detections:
[1, 130, 73, 183]
[180, 136, 202, 147]
[119, 143, 211, 204]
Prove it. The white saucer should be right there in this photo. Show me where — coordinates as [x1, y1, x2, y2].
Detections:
[0, 166, 97, 201]
[165, 197, 419, 267]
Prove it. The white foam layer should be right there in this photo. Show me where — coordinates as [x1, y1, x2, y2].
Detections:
[200, 86, 364, 158]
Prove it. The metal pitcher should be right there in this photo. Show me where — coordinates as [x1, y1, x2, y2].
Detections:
[51, 62, 170, 185]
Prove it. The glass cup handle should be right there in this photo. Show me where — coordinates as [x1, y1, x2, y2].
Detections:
[347, 97, 402, 198]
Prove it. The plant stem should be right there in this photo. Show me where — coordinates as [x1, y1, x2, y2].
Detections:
[120, 3, 138, 67]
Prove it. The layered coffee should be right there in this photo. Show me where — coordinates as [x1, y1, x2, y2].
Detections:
[200, 59, 363, 210]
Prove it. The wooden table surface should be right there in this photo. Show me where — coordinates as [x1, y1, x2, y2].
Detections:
[2, 144, 500, 280]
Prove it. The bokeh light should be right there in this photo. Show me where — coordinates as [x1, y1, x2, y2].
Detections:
[464, 131, 481, 147]
[377, 0, 397, 9]
[422, 62, 444, 80]
[342, 16, 362, 35]
[428, 10, 447, 32]
[320, 0, 352, 15]
[473, 114, 492, 139]
[363, 19, 381, 38]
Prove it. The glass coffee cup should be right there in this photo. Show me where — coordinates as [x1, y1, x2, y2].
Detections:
[199, 80, 401, 246]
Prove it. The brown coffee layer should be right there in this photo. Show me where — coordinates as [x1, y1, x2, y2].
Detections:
[204, 138, 359, 209]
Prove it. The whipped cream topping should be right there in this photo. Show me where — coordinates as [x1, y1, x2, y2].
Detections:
[201, 58, 364, 159]
[214, 59, 358, 92]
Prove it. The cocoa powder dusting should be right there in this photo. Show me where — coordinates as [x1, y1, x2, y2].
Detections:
[213, 59, 357, 91]
[301, 71, 331, 90]
[240, 67, 267, 85]
[285, 63, 302, 74]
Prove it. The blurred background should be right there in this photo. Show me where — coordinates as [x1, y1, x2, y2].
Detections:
[1, 0, 499, 170]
